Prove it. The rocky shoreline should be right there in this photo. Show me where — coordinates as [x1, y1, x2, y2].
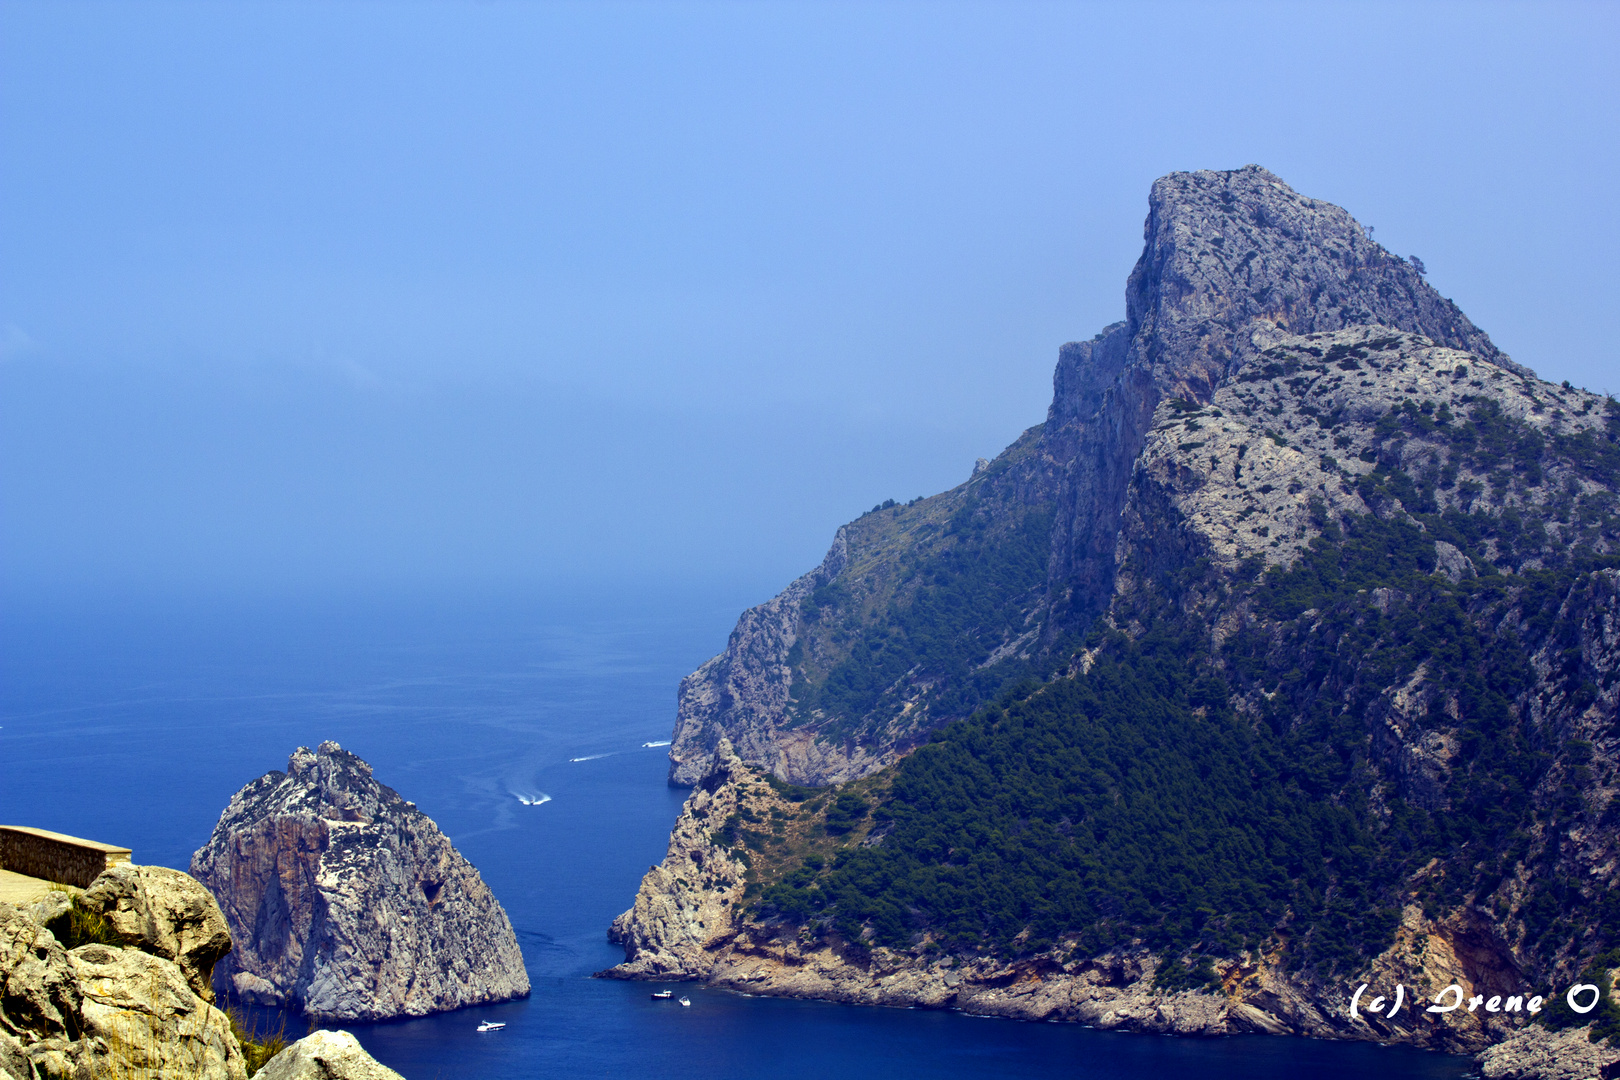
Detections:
[603, 742, 1619, 1079]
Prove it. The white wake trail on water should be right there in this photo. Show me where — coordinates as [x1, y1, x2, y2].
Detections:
[568, 738, 669, 763]
[509, 789, 552, 806]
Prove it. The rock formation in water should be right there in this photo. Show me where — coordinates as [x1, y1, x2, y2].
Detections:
[1, 867, 246, 1080]
[191, 741, 529, 1022]
[623, 166, 1620, 1074]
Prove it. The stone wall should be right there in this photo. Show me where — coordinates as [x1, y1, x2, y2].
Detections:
[0, 825, 131, 888]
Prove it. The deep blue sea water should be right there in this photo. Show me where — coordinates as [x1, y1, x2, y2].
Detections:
[0, 586, 1473, 1079]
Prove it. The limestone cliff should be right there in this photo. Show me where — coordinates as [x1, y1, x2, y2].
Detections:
[670, 165, 1523, 788]
[607, 740, 753, 974]
[191, 742, 529, 1022]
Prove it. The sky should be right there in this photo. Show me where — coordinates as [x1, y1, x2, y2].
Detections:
[2, 0, 1617, 604]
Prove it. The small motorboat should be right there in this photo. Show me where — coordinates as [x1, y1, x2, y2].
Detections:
[476, 1021, 506, 1032]
[678, 997, 691, 1007]
[650, 990, 673, 1000]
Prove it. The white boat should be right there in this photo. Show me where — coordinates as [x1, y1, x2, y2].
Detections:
[678, 997, 690, 1007]
[477, 1021, 506, 1032]
[650, 990, 673, 1000]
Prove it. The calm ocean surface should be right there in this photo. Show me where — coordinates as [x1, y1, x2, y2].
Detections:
[0, 586, 1472, 1079]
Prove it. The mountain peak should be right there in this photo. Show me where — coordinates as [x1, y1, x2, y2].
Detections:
[667, 167, 1558, 788]
[1124, 165, 1521, 406]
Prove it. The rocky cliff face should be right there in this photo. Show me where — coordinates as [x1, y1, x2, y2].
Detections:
[191, 742, 529, 1022]
[669, 425, 1066, 788]
[608, 740, 754, 972]
[668, 538, 850, 786]
[622, 166, 1620, 1073]
[1, 866, 245, 1080]
[671, 165, 1523, 788]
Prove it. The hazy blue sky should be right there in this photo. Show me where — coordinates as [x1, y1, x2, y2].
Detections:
[3, 1, 1616, 602]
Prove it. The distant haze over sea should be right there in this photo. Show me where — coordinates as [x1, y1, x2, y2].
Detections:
[3, 3, 1617, 603]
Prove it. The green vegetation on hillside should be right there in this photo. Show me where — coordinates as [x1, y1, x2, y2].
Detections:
[762, 630, 1399, 980]
[789, 499, 1056, 740]
[749, 392, 1620, 986]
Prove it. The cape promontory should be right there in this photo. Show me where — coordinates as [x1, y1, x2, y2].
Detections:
[191, 741, 529, 1021]
[621, 165, 1620, 1073]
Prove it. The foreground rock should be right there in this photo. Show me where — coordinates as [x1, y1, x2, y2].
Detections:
[192, 741, 530, 1021]
[257, 1029, 406, 1080]
[0, 869, 247, 1080]
[80, 862, 234, 1002]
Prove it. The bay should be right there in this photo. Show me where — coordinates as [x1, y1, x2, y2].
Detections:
[0, 585, 1471, 1079]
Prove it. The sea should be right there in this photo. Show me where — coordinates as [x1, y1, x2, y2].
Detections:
[0, 584, 1473, 1079]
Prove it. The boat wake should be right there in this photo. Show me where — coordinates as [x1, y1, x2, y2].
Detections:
[569, 753, 610, 763]
[511, 790, 552, 806]
[642, 740, 671, 748]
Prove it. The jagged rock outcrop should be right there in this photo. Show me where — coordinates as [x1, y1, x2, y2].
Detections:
[191, 741, 529, 1021]
[609, 740, 754, 974]
[79, 863, 233, 1003]
[668, 538, 850, 786]
[670, 165, 1527, 788]
[1114, 324, 1607, 581]
[256, 1029, 406, 1080]
[0, 1031, 28, 1080]
[1, 870, 249, 1080]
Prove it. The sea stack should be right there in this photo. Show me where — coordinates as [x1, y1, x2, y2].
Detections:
[191, 741, 529, 1021]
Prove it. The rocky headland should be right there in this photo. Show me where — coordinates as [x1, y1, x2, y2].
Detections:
[667, 164, 1530, 790]
[607, 744, 1620, 1069]
[618, 166, 1620, 1077]
[191, 742, 529, 1022]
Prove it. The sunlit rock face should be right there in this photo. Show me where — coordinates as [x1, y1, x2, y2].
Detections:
[1, 869, 248, 1080]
